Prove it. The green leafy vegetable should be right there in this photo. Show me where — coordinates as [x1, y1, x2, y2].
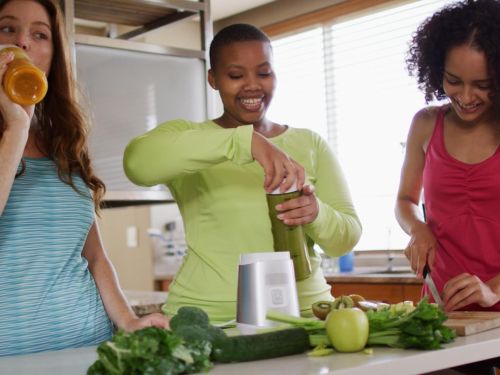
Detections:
[366, 296, 456, 350]
[87, 327, 213, 375]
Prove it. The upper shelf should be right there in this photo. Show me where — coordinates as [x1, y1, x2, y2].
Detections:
[74, 0, 206, 26]
[64, 0, 212, 44]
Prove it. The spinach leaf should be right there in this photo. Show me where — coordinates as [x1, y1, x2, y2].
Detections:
[87, 327, 212, 375]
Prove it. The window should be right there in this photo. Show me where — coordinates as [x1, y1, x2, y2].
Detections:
[268, 0, 454, 250]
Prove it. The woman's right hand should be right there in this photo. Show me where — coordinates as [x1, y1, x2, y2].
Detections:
[404, 221, 437, 278]
[0, 51, 34, 132]
[122, 313, 170, 332]
[251, 131, 305, 193]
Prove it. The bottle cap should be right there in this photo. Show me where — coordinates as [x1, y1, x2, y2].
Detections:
[1, 45, 48, 105]
[5, 65, 48, 105]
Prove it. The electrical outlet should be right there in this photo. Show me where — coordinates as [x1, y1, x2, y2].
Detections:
[126, 226, 138, 248]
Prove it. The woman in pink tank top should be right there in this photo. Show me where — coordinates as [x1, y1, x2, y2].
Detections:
[396, 0, 500, 314]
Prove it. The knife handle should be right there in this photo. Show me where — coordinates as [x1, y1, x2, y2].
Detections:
[423, 264, 430, 278]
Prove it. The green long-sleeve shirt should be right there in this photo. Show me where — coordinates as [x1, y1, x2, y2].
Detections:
[124, 119, 361, 323]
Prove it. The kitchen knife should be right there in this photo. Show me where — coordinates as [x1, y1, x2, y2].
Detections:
[423, 264, 443, 307]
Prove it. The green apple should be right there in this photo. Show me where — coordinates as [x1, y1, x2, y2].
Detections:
[325, 307, 369, 352]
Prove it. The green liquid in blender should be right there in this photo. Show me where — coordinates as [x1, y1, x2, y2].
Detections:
[267, 190, 312, 281]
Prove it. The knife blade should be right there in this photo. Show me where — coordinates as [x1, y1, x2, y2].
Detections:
[423, 264, 443, 307]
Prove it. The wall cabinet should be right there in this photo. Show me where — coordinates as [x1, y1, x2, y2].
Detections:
[61, 0, 213, 207]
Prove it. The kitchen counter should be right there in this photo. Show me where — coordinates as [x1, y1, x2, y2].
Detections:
[323, 265, 420, 283]
[124, 290, 167, 316]
[1, 327, 499, 375]
[326, 272, 422, 285]
[155, 270, 423, 286]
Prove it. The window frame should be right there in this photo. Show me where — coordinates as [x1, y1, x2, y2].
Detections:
[262, 0, 409, 39]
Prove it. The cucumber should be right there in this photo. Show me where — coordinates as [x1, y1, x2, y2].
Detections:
[211, 327, 310, 363]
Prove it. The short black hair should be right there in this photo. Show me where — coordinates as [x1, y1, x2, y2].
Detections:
[406, 0, 500, 103]
[209, 23, 271, 70]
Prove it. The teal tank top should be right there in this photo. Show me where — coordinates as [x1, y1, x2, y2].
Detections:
[0, 158, 113, 356]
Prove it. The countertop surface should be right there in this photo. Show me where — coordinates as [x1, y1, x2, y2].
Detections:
[124, 290, 167, 305]
[323, 265, 422, 284]
[325, 272, 423, 285]
[124, 290, 167, 316]
[1, 326, 499, 375]
[155, 268, 423, 285]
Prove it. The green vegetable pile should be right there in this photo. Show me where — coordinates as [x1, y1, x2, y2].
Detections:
[87, 298, 455, 374]
[87, 307, 220, 375]
[88, 306, 311, 374]
[366, 297, 456, 350]
[266, 296, 456, 354]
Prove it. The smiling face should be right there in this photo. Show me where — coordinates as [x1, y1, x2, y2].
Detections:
[443, 44, 494, 124]
[0, 0, 53, 75]
[208, 40, 276, 128]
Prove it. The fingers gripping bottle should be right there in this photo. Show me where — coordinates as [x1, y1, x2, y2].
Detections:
[266, 184, 312, 281]
[1, 45, 48, 105]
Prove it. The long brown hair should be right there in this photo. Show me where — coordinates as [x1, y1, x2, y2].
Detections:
[0, 0, 105, 212]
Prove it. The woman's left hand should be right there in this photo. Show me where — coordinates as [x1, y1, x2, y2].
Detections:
[274, 184, 319, 226]
[442, 273, 500, 311]
[123, 313, 170, 332]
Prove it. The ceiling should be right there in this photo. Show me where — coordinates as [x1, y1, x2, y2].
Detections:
[210, 0, 276, 21]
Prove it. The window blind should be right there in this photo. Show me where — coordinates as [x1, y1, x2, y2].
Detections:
[269, 0, 454, 250]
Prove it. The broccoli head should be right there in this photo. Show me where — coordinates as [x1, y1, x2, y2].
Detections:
[170, 306, 210, 331]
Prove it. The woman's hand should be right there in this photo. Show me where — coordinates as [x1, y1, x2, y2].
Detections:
[442, 273, 500, 311]
[404, 222, 437, 278]
[122, 313, 170, 332]
[274, 184, 319, 226]
[251, 131, 305, 193]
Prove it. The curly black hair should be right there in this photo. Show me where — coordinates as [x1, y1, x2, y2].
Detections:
[209, 23, 271, 71]
[406, 0, 500, 103]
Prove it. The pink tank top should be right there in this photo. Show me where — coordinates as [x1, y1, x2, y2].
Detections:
[423, 108, 500, 311]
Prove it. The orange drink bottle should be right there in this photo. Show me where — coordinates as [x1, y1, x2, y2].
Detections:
[1, 45, 48, 105]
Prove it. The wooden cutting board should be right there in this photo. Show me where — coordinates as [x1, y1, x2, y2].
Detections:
[444, 311, 500, 336]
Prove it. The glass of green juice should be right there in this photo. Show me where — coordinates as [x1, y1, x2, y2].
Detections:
[266, 185, 312, 281]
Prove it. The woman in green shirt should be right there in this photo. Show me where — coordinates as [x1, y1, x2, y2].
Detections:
[124, 23, 361, 323]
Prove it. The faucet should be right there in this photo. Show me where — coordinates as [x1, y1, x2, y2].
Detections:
[386, 252, 395, 272]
